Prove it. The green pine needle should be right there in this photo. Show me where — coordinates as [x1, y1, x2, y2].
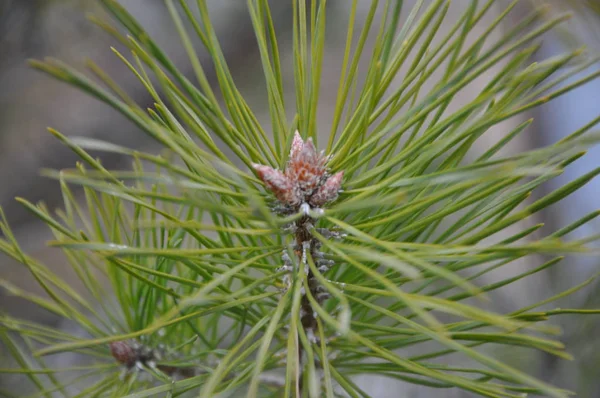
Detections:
[1, 1, 600, 397]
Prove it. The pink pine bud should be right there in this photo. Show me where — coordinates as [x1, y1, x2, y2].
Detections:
[299, 138, 318, 165]
[289, 130, 304, 160]
[286, 136, 328, 193]
[253, 131, 342, 208]
[310, 171, 343, 207]
[253, 164, 299, 205]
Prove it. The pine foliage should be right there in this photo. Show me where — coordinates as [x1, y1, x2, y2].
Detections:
[1, 1, 600, 397]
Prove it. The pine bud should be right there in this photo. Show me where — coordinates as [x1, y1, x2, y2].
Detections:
[253, 131, 343, 210]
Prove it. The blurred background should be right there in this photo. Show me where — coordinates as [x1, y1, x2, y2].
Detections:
[0, 1, 599, 396]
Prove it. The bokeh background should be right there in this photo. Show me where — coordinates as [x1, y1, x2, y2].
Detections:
[1, 1, 599, 396]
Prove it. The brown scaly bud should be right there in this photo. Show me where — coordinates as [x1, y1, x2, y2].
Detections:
[109, 340, 136, 368]
[254, 131, 342, 210]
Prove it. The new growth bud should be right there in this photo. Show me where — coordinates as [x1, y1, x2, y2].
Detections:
[253, 131, 343, 210]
